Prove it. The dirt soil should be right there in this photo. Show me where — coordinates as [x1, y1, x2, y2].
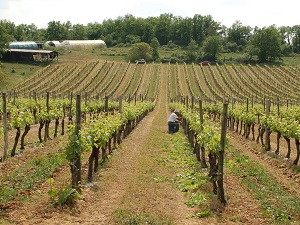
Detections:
[1, 67, 300, 225]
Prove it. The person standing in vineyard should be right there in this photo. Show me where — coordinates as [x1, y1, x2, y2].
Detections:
[168, 109, 182, 133]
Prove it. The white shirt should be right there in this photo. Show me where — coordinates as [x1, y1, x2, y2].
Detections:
[168, 112, 178, 122]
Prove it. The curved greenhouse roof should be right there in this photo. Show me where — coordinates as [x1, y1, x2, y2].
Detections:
[60, 40, 106, 49]
[9, 41, 39, 50]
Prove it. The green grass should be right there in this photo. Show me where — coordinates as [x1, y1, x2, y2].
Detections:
[227, 148, 300, 224]
[0, 61, 44, 91]
[97, 47, 129, 61]
[157, 132, 212, 216]
[0, 151, 67, 204]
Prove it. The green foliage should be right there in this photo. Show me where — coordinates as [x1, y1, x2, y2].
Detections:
[185, 190, 208, 207]
[164, 128, 211, 207]
[202, 35, 223, 61]
[64, 125, 83, 162]
[196, 209, 211, 218]
[249, 26, 282, 62]
[254, 105, 300, 140]
[64, 100, 155, 168]
[9, 106, 34, 129]
[292, 25, 300, 53]
[0, 187, 18, 203]
[170, 103, 230, 154]
[0, 152, 66, 203]
[0, 23, 14, 58]
[186, 39, 200, 62]
[125, 34, 141, 44]
[127, 42, 153, 62]
[47, 178, 82, 206]
[227, 21, 252, 51]
[80, 113, 123, 151]
[150, 37, 160, 61]
[46, 21, 71, 40]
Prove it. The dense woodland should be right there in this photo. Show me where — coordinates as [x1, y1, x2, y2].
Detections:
[1, 13, 300, 63]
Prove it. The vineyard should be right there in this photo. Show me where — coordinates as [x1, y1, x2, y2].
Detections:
[1, 57, 300, 224]
[9, 60, 300, 102]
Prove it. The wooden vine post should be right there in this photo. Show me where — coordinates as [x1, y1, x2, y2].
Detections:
[199, 99, 207, 168]
[265, 99, 271, 151]
[2, 93, 8, 161]
[44, 91, 50, 142]
[117, 96, 123, 145]
[105, 96, 109, 116]
[69, 92, 73, 124]
[71, 94, 82, 190]
[230, 98, 235, 131]
[218, 101, 228, 205]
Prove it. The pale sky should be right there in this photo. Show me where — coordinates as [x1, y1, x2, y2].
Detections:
[0, 0, 299, 29]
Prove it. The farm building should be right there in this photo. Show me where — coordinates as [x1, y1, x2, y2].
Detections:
[60, 40, 106, 50]
[9, 41, 40, 50]
[3, 49, 58, 62]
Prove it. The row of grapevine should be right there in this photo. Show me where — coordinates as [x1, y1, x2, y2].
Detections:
[65, 94, 156, 187]
[167, 63, 300, 104]
[0, 91, 156, 206]
[10, 61, 158, 100]
[3, 62, 300, 167]
[174, 95, 300, 166]
[0, 91, 155, 160]
[169, 101, 229, 204]
[10, 61, 300, 106]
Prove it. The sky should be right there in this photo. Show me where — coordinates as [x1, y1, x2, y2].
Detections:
[0, 0, 299, 29]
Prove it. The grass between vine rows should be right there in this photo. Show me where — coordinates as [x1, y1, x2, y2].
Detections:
[110, 127, 212, 224]
[227, 147, 300, 223]
[112, 125, 300, 224]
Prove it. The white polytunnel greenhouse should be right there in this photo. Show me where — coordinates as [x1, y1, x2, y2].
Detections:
[62, 40, 106, 50]
[56, 40, 107, 50]
[9, 41, 39, 50]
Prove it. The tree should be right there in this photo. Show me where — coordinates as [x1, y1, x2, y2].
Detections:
[150, 37, 160, 61]
[277, 26, 293, 55]
[127, 42, 153, 62]
[249, 26, 282, 62]
[140, 19, 155, 44]
[202, 35, 223, 61]
[46, 21, 71, 41]
[192, 14, 221, 46]
[125, 35, 141, 44]
[0, 23, 14, 58]
[101, 19, 119, 46]
[71, 23, 87, 40]
[14, 23, 44, 41]
[186, 39, 199, 62]
[86, 22, 104, 40]
[227, 20, 252, 52]
[292, 25, 300, 53]
[154, 13, 173, 45]
[169, 16, 193, 46]
[0, 20, 16, 38]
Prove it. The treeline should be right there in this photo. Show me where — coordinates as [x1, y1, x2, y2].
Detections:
[1, 13, 300, 62]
